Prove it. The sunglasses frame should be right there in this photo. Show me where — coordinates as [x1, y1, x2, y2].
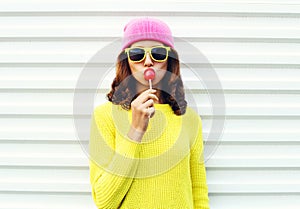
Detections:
[125, 46, 171, 63]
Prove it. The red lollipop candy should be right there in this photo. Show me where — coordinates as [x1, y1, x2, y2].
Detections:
[144, 68, 155, 81]
[144, 68, 156, 89]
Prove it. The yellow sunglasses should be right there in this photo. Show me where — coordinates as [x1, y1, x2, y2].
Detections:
[125, 46, 171, 63]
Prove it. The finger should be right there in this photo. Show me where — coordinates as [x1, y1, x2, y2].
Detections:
[141, 88, 156, 95]
[140, 99, 154, 109]
[148, 106, 155, 118]
[137, 89, 157, 103]
[148, 93, 159, 103]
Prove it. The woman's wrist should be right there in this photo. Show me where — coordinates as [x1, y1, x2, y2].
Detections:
[127, 126, 145, 143]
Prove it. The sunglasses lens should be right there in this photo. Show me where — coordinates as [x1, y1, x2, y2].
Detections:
[128, 48, 145, 62]
[151, 47, 168, 61]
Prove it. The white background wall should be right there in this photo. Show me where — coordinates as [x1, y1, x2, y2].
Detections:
[1, 0, 300, 208]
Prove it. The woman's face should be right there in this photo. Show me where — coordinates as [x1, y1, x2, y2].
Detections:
[127, 40, 168, 89]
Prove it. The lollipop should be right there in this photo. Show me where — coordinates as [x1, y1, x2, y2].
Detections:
[144, 68, 156, 89]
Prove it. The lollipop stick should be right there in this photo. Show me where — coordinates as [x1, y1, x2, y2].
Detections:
[149, 79, 152, 90]
[148, 79, 153, 118]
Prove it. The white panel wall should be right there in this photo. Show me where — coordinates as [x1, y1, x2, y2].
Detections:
[0, 0, 300, 208]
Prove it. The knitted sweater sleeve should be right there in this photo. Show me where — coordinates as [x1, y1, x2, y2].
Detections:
[190, 114, 210, 209]
[89, 103, 141, 209]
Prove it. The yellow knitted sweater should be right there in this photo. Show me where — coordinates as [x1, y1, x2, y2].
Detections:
[89, 102, 209, 209]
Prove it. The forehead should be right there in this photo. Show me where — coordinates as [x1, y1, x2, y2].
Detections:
[131, 40, 164, 48]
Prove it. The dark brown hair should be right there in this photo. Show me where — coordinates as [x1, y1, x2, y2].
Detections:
[107, 48, 187, 115]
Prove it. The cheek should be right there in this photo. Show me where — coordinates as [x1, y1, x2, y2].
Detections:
[128, 62, 136, 73]
[155, 62, 168, 80]
[128, 62, 144, 83]
[158, 62, 168, 74]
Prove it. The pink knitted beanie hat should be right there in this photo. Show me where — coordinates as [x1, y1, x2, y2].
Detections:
[122, 17, 174, 50]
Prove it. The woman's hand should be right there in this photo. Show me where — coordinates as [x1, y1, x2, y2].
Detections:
[127, 89, 159, 142]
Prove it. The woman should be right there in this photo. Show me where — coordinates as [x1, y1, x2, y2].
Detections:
[89, 17, 210, 209]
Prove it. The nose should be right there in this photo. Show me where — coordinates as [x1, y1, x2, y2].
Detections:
[144, 52, 154, 67]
